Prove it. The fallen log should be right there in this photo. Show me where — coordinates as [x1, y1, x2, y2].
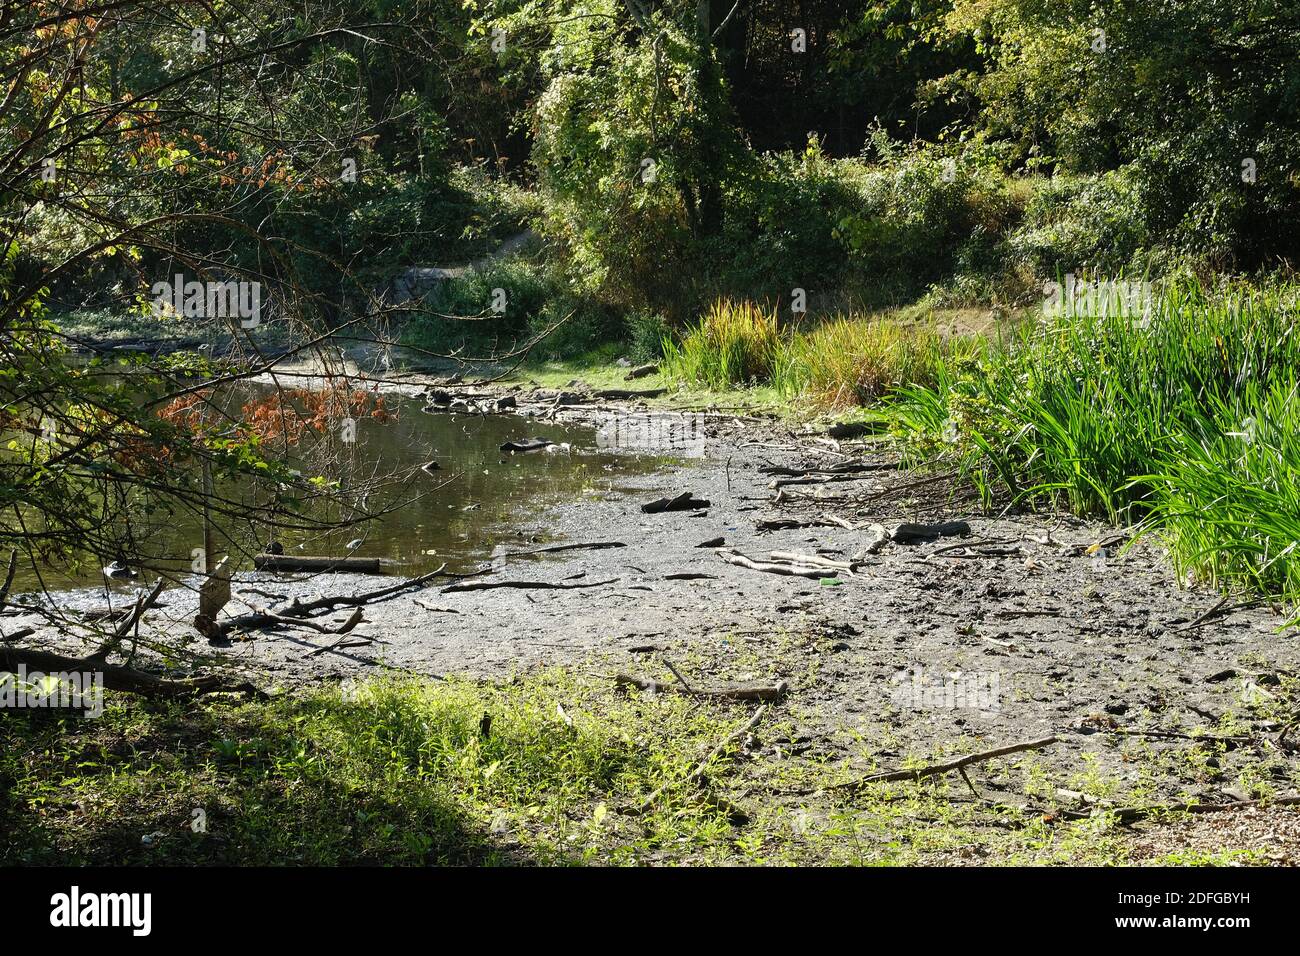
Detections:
[716, 549, 834, 580]
[891, 520, 971, 545]
[443, 577, 618, 594]
[0, 645, 265, 699]
[625, 363, 658, 380]
[254, 555, 384, 573]
[641, 492, 710, 513]
[615, 673, 788, 702]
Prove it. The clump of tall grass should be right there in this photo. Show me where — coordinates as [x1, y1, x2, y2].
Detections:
[663, 298, 964, 405]
[777, 317, 966, 408]
[661, 299, 783, 389]
[895, 278, 1300, 610]
[1145, 381, 1300, 605]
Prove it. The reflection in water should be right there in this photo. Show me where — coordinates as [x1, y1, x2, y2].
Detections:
[12, 389, 675, 593]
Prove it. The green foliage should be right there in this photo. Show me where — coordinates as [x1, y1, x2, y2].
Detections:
[530, 13, 744, 316]
[662, 300, 784, 389]
[944, 0, 1300, 267]
[0, 671, 750, 865]
[626, 311, 671, 363]
[834, 137, 1024, 300]
[1004, 169, 1153, 277]
[894, 279, 1300, 609]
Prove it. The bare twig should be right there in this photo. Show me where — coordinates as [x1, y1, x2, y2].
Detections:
[833, 736, 1060, 791]
[633, 705, 768, 815]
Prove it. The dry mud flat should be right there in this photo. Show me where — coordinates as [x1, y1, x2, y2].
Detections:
[10, 396, 1300, 862]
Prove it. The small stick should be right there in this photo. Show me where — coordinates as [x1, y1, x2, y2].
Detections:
[499, 541, 626, 558]
[413, 599, 460, 614]
[833, 736, 1059, 790]
[615, 673, 788, 702]
[1174, 595, 1261, 632]
[442, 577, 618, 593]
[309, 634, 376, 657]
[0, 549, 17, 612]
[634, 705, 768, 815]
[931, 538, 1010, 556]
[663, 658, 694, 694]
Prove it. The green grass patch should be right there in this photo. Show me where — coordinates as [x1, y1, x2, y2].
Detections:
[0, 671, 761, 865]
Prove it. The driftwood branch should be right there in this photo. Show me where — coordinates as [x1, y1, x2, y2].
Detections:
[443, 577, 619, 594]
[768, 551, 853, 572]
[500, 541, 626, 558]
[281, 565, 472, 615]
[717, 549, 834, 580]
[87, 578, 167, 663]
[0, 645, 265, 699]
[213, 566, 470, 637]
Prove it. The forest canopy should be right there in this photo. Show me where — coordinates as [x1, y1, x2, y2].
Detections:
[6, 0, 1297, 330]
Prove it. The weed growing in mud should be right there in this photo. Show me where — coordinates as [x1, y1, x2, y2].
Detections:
[4, 662, 1295, 866]
[0, 670, 777, 865]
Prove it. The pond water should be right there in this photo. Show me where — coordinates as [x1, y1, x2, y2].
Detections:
[10, 389, 679, 595]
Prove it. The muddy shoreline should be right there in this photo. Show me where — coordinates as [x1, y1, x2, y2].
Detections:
[7, 371, 1300, 861]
